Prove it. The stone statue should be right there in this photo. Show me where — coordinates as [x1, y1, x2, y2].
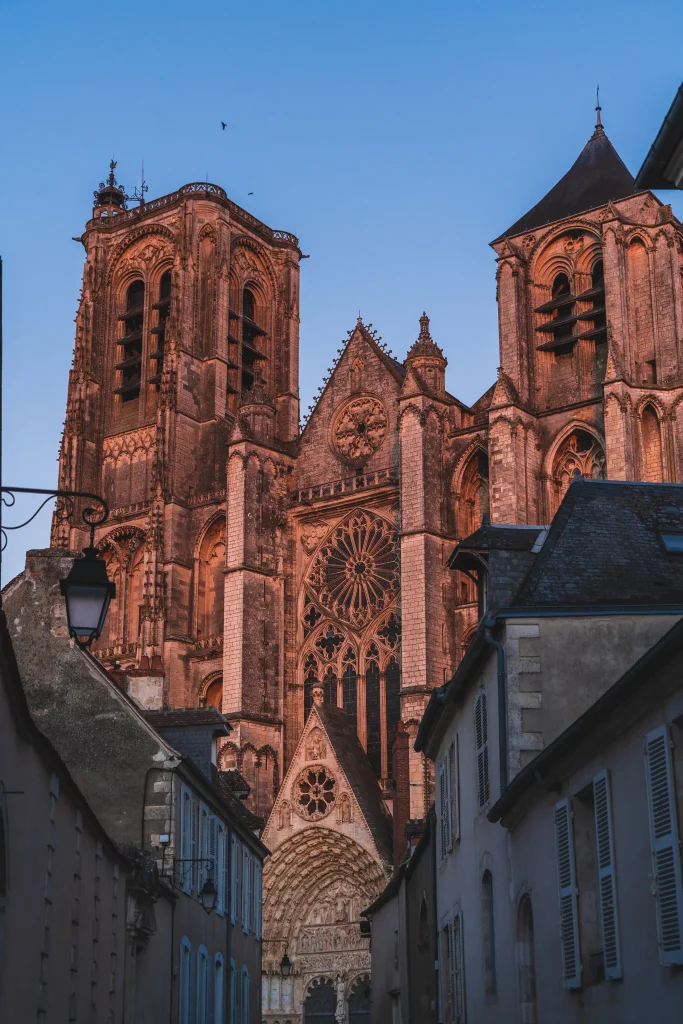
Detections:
[335, 974, 346, 1024]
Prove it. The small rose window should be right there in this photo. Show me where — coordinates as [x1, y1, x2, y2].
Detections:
[296, 765, 336, 820]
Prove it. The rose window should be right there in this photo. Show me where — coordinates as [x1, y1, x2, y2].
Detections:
[334, 397, 388, 462]
[295, 765, 336, 820]
[306, 510, 398, 628]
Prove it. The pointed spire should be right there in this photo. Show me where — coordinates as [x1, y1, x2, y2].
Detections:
[406, 312, 446, 362]
[595, 85, 604, 135]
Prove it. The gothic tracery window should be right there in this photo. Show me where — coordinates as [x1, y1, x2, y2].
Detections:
[550, 430, 606, 515]
[458, 449, 490, 539]
[296, 766, 337, 821]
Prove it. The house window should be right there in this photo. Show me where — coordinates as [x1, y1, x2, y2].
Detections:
[214, 954, 225, 1024]
[230, 835, 240, 925]
[444, 912, 466, 1024]
[242, 847, 251, 932]
[196, 944, 209, 1024]
[241, 966, 250, 1024]
[116, 280, 144, 402]
[179, 785, 196, 894]
[517, 895, 537, 1024]
[438, 750, 452, 861]
[644, 725, 683, 965]
[198, 802, 210, 894]
[179, 938, 193, 1024]
[213, 818, 226, 916]
[474, 692, 490, 808]
[150, 270, 170, 387]
[253, 859, 262, 940]
[229, 957, 239, 1024]
[481, 870, 496, 997]
[554, 798, 581, 988]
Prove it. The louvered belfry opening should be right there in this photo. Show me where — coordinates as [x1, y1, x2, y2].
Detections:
[149, 270, 171, 388]
[536, 257, 607, 356]
[116, 280, 144, 402]
[241, 286, 266, 393]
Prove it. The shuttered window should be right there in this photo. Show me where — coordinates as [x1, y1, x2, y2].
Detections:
[242, 847, 251, 932]
[438, 759, 450, 861]
[242, 967, 250, 1024]
[230, 835, 239, 925]
[229, 957, 239, 1024]
[196, 944, 209, 1024]
[179, 786, 195, 894]
[475, 692, 490, 808]
[644, 725, 683, 965]
[554, 798, 581, 988]
[198, 803, 210, 893]
[253, 859, 262, 940]
[452, 911, 466, 1023]
[592, 770, 622, 978]
[451, 737, 460, 844]
[214, 953, 225, 1024]
[179, 937, 193, 1024]
[215, 821, 226, 916]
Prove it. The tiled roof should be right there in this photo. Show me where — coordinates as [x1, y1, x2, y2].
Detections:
[316, 702, 393, 867]
[494, 126, 635, 242]
[514, 479, 683, 608]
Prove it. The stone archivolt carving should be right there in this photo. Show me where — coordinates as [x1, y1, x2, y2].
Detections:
[333, 396, 387, 463]
[305, 509, 398, 629]
[295, 765, 336, 821]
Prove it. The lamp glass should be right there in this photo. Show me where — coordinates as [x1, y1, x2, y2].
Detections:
[200, 878, 217, 914]
[65, 584, 111, 637]
[280, 953, 292, 978]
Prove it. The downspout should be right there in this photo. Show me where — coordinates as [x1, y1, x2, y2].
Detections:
[432, 815, 442, 1024]
[484, 622, 508, 794]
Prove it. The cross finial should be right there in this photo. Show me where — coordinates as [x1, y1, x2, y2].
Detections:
[108, 158, 117, 186]
[595, 85, 604, 132]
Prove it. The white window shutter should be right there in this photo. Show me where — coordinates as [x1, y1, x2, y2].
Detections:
[451, 736, 460, 844]
[554, 798, 581, 988]
[242, 847, 250, 931]
[254, 860, 262, 940]
[453, 910, 466, 1023]
[475, 692, 490, 808]
[644, 725, 683, 965]
[593, 770, 622, 979]
[232, 837, 240, 926]
[190, 794, 198, 894]
[438, 761, 448, 861]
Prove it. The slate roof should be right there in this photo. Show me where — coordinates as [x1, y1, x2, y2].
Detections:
[144, 707, 232, 731]
[212, 768, 264, 831]
[494, 125, 635, 243]
[448, 522, 546, 572]
[513, 479, 683, 608]
[315, 702, 393, 866]
[636, 82, 683, 190]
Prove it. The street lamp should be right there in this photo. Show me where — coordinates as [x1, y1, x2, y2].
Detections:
[60, 541, 116, 649]
[280, 944, 292, 978]
[200, 878, 217, 915]
[1, 486, 113, 649]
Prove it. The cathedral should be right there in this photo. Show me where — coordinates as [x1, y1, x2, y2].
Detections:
[53, 108, 683, 1020]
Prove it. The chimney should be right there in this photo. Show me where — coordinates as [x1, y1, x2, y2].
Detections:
[392, 721, 411, 870]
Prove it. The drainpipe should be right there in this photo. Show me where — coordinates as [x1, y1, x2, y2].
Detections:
[484, 621, 508, 794]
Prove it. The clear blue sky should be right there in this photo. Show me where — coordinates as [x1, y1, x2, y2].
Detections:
[2, 0, 683, 582]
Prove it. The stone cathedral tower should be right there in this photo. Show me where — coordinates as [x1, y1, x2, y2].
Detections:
[54, 110, 683, 1019]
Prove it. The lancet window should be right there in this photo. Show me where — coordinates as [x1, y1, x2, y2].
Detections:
[116, 280, 145, 402]
[641, 405, 663, 482]
[550, 429, 606, 516]
[149, 270, 171, 388]
[196, 517, 226, 640]
[227, 285, 268, 407]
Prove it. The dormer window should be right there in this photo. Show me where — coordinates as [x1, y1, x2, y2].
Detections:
[149, 271, 171, 389]
[115, 280, 144, 402]
[661, 532, 683, 553]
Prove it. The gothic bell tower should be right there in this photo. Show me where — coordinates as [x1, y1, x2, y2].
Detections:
[53, 164, 302, 719]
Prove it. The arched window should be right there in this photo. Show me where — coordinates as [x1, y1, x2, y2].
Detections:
[304, 654, 319, 722]
[385, 658, 401, 769]
[551, 430, 606, 515]
[214, 953, 224, 1024]
[589, 260, 608, 380]
[196, 944, 209, 1024]
[150, 270, 171, 388]
[349, 975, 371, 1023]
[517, 895, 538, 1023]
[304, 978, 335, 1022]
[179, 938, 193, 1024]
[629, 239, 656, 383]
[641, 405, 663, 482]
[196, 517, 226, 639]
[323, 667, 338, 707]
[365, 660, 381, 777]
[342, 649, 357, 727]
[459, 449, 490, 539]
[116, 280, 144, 403]
[125, 540, 145, 644]
[241, 966, 250, 1024]
[241, 287, 266, 394]
[481, 870, 497, 996]
[204, 677, 222, 710]
[198, 234, 215, 358]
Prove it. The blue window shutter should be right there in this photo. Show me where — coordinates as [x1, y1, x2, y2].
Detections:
[644, 725, 683, 965]
[554, 798, 581, 988]
[593, 770, 622, 979]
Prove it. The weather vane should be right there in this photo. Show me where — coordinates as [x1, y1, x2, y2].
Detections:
[129, 161, 149, 206]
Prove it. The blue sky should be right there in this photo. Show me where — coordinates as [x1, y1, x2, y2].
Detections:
[2, 0, 683, 581]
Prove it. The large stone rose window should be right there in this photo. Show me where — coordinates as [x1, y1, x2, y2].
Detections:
[295, 765, 337, 820]
[333, 396, 387, 463]
[306, 510, 398, 628]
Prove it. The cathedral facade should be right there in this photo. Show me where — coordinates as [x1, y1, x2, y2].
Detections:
[53, 114, 683, 1020]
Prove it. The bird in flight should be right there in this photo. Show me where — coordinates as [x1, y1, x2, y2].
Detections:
[248, 192, 254, 195]
[221, 122, 227, 130]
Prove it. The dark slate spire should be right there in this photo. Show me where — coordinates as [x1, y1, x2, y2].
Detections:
[493, 111, 635, 243]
